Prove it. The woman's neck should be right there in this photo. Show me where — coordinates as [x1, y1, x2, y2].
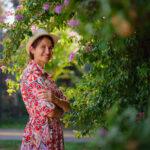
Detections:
[33, 59, 45, 68]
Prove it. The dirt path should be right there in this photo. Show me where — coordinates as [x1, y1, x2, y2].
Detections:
[0, 129, 92, 142]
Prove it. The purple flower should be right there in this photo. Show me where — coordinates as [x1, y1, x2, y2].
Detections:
[5, 11, 14, 16]
[5, 78, 10, 82]
[64, 0, 70, 6]
[68, 31, 81, 41]
[0, 16, 6, 23]
[54, 4, 63, 14]
[99, 128, 108, 137]
[67, 19, 80, 27]
[31, 25, 38, 34]
[69, 52, 76, 62]
[0, 65, 6, 71]
[43, 3, 50, 11]
[69, 48, 78, 62]
[16, 5, 23, 11]
[15, 14, 24, 21]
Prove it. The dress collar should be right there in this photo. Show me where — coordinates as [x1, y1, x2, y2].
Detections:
[29, 60, 52, 79]
[29, 60, 44, 74]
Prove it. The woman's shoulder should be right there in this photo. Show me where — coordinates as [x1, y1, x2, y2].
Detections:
[20, 62, 43, 84]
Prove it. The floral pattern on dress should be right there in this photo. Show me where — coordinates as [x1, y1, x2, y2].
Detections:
[20, 60, 65, 150]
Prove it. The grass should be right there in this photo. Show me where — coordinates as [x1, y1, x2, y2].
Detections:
[0, 140, 96, 150]
[0, 118, 98, 149]
[0, 140, 21, 150]
[0, 117, 28, 129]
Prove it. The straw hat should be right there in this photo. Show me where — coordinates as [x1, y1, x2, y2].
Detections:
[26, 28, 60, 54]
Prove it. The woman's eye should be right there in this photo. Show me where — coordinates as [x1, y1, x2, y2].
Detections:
[41, 45, 46, 49]
[48, 47, 53, 51]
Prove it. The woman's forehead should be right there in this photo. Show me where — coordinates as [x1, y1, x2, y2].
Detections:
[39, 37, 53, 46]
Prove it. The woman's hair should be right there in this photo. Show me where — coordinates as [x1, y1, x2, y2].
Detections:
[29, 35, 54, 60]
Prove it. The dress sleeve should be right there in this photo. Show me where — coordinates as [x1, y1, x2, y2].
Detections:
[49, 78, 67, 101]
[55, 87, 67, 101]
[52, 85, 67, 101]
[24, 74, 55, 118]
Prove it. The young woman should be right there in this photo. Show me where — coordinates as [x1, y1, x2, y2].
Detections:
[20, 29, 70, 150]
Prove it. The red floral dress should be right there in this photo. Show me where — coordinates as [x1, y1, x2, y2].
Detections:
[20, 60, 66, 150]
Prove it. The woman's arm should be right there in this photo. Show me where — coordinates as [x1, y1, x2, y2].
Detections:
[22, 69, 64, 119]
[48, 105, 64, 118]
[52, 95, 70, 112]
[38, 89, 70, 112]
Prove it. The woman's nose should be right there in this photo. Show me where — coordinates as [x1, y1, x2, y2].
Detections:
[45, 46, 50, 54]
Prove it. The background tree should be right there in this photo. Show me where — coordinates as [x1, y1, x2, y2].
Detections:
[64, 0, 150, 136]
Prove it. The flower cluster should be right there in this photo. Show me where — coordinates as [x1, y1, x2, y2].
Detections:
[0, 16, 6, 23]
[5, 11, 14, 16]
[42, 0, 70, 14]
[0, 65, 7, 71]
[0, 10, 14, 23]
[5, 78, 10, 83]
[43, 3, 50, 11]
[54, 0, 70, 14]
[69, 48, 79, 62]
[11, 0, 80, 29]
[16, 5, 23, 11]
[31, 25, 38, 34]
[68, 30, 81, 41]
[15, 14, 24, 21]
[54, 4, 63, 14]
[67, 19, 80, 27]
[64, 0, 70, 6]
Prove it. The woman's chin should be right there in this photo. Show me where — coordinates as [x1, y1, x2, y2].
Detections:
[43, 58, 50, 63]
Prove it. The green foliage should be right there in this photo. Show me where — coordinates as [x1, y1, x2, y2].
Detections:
[63, 0, 150, 136]
[90, 107, 150, 150]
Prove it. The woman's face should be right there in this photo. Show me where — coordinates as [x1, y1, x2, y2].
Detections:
[31, 37, 53, 66]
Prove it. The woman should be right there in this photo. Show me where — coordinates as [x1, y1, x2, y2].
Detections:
[20, 29, 70, 150]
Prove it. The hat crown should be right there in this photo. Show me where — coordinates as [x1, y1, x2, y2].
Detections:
[33, 28, 48, 35]
[26, 28, 59, 54]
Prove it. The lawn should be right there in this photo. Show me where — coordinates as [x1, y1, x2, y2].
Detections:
[0, 140, 96, 150]
[0, 117, 27, 129]
[0, 118, 98, 149]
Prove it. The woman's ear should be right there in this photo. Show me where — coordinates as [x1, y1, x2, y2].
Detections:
[29, 46, 34, 54]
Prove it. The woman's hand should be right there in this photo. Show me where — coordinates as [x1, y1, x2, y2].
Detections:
[38, 89, 54, 103]
[48, 106, 64, 118]
[51, 96, 70, 112]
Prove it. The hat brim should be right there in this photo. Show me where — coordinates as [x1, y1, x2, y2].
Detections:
[26, 33, 60, 54]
